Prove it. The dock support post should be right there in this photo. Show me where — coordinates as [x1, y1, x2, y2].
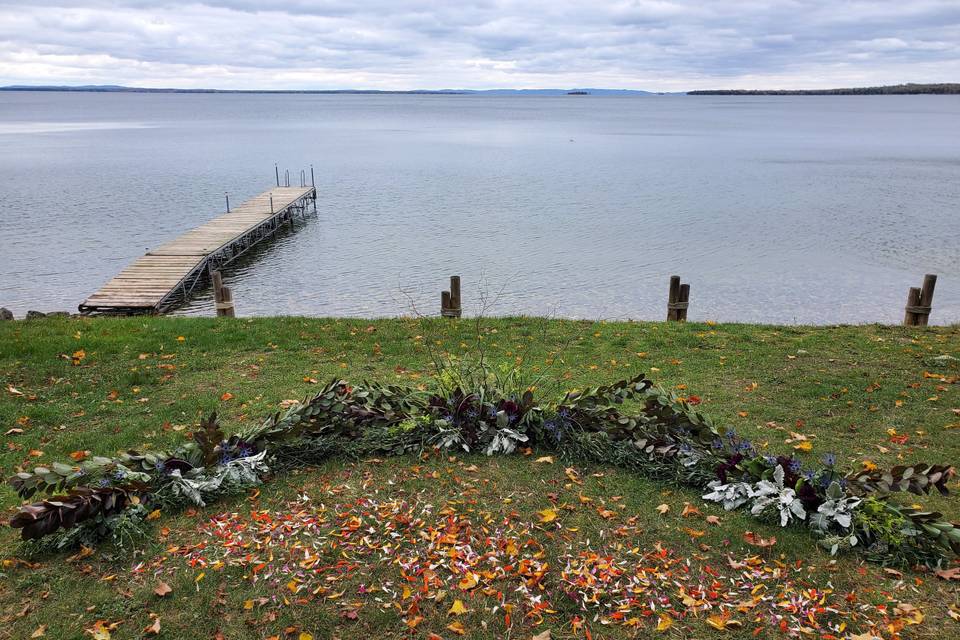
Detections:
[275, 164, 280, 187]
[269, 194, 274, 213]
[225, 193, 230, 213]
[904, 274, 937, 326]
[311, 165, 315, 187]
[441, 275, 462, 318]
[667, 275, 690, 321]
[210, 270, 235, 318]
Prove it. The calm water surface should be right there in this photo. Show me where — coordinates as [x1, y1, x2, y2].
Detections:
[1, 92, 958, 324]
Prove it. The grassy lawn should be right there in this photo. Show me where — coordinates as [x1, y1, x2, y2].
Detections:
[0, 316, 958, 639]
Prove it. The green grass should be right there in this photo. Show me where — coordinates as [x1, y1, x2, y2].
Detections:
[0, 316, 958, 639]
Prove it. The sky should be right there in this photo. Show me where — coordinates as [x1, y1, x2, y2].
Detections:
[0, 1, 958, 91]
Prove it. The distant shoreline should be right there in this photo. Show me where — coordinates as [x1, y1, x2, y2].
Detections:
[1, 82, 957, 96]
[0, 86, 660, 96]
[688, 83, 960, 95]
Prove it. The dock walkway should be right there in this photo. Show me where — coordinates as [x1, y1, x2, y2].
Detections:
[80, 184, 317, 314]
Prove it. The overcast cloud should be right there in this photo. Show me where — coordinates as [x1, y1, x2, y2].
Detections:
[0, 0, 958, 90]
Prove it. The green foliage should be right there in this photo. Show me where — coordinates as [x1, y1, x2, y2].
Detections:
[9, 483, 150, 540]
[6, 370, 958, 569]
[846, 463, 954, 497]
[193, 412, 225, 466]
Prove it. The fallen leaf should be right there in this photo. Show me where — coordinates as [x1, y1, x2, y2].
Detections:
[534, 456, 554, 464]
[895, 602, 924, 624]
[448, 599, 468, 615]
[69, 450, 89, 461]
[457, 573, 478, 590]
[7, 385, 24, 396]
[154, 581, 172, 597]
[656, 615, 673, 631]
[656, 503, 670, 515]
[706, 615, 743, 631]
[743, 531, 776, 548]
[446, 621, 467, 635]
[144, 617, 161, 636]
[706, 515, 722, 525]
[538, 508, 558, 523]
[85, 621, 112, 640]
[31, 625, 46, 638]
[220, 392, 234, 401]
[794, 441, 813, 452]
[936, 567, 960, 580]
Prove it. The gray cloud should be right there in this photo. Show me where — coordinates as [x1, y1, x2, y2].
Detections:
[0, 0, 957, 89]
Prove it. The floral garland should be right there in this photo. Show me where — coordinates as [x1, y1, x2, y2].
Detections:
[8, 374, 958, 566]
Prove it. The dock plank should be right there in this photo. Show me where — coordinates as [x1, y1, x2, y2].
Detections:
[80, 184, 316, 314]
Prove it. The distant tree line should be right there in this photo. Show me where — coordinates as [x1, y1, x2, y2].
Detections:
[688, 83, 960, 95]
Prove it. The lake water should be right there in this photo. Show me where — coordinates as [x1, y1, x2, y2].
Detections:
[1, 91, 958, 324]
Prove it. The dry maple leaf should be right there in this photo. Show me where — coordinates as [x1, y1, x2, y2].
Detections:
[534, 456, 554, 464]
[655, 503, 670, 515]
[153, 581, 172, 597]
[743, 531, 776, 548]
[446, 621, 467, 635]
[936, 567, 960, 580]
[530, 631, 551, 640]
[30, 625, 46, 638]
[706, 515, 721, 525]
[706, 615, 742, 630]
[144, 617, 161, 636]
[85, 621, 112, 640]
[220, 392, 234, 401]
[681, 503, 701, 517]
[538, 508, 558, 523]
[448, 599, 468, 615]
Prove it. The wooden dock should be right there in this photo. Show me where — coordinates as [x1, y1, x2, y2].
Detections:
[80, 183, 317, 315]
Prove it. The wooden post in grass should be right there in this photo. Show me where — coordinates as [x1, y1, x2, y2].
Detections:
[441, 275, 462, 318]
[667, 275, 690, 321]
[211, 270, 235, 318]
[904, 274, 936, 326]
